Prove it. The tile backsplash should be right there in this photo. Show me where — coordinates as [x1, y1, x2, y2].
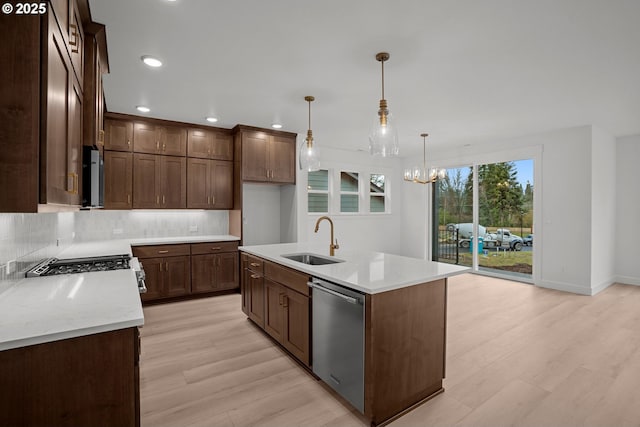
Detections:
[0, 210, 229, 292]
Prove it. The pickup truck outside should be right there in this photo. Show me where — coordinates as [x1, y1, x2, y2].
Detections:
[447, 223, 524, 251]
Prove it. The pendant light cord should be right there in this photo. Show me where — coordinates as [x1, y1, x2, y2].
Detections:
[381, 59, 385, 100]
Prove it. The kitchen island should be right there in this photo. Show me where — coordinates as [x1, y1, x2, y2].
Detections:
[239, 243, 469, 426]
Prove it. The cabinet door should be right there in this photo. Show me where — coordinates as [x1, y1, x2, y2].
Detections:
[68, 0, 84, 87]
[159, 126, 187, 156]
[42, 12, 71, 205]
[242, 132, 269, 182]
[104, 151, 132, 209]
[132, 153, 160, 208]
[140, 257, 163, 302]
[191, 254, 216, 294]
[269, 135, 295, 184]
[282, 288, 310, 366]
[187, 129, 213, 159]
[132, 122, 160, 154]
[241, 266, 251, 315]
[160, 156, 186, 208]
[215, 252, 239, 290]
[186, 158, 210, 209]
[264, 279, 285, 343]
[67, 77, 83, 206]
[104, 119, 133, 152]
[247, 270, 265, 327]
[164, 255, 191, 297]
[211, 132, 233, 161]
[212, 160, 233, 209]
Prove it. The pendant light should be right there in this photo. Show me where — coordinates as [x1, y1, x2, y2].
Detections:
[369, 52, 399, 157]
[403, 133, 447, 184]
[299, 95, 320, 171]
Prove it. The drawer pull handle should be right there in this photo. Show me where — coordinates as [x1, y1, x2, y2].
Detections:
[158, 250, 169, 254]
[250, 262, 260, 267]
[250, 274, 261, 279]
[210, 247, 222, 250]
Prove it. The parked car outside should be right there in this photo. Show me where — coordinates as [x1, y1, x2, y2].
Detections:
[523, 234, 534, 246]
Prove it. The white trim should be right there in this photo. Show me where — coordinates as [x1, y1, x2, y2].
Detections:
[536, 279, 592, 295]
[615, 276, 640, 286]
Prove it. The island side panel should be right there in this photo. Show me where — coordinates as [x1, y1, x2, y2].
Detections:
[364, 278, 447, 425]
[0, 327, 140, 427]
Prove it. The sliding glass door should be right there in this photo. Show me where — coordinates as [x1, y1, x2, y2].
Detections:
[433, 159, 534, 281]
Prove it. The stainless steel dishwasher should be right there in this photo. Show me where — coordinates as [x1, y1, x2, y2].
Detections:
[309, 278, 365, 413]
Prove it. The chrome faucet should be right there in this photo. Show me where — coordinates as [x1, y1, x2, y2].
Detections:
[314, 216, 339, 256]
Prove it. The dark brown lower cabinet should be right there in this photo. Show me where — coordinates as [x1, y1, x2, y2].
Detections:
[135, 242, 239, 303]
[133, 244, 191, 302]
[0, 327, 140, 427]
[191, 252, 239, 293]
[241, 253, 310, 367]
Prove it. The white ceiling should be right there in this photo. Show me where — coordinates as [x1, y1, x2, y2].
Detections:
[89, 0, 640, 158]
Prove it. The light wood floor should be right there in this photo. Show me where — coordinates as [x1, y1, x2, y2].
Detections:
[139, 275, 640, 427]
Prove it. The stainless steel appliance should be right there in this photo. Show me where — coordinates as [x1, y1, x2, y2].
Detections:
[82, 145, 104, 208]
[309, 278, 365, 413]
[26, 254, 147, 293]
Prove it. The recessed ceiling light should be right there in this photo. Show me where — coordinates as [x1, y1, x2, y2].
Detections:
[206, 117, 218, 123]
[141, 55, 162, 68]
[271, 123, 283, 129]
[136, 106, 150, 113]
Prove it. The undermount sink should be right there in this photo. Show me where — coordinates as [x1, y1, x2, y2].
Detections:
[281, 253, 344, 265]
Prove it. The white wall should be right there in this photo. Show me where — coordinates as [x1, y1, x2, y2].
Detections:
[615, 134, 640, 285]
[590, 127, 617, 293]
[296, 146, 404, 256]
[242, 184, 282, 245]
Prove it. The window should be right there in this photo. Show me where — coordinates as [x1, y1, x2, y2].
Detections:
[340, 171, 359, 213]
[307, 169, 329, 213]
[370, 174, 386, 213]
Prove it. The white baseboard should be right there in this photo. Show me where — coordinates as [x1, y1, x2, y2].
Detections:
[536, 280, 592, 295]
[615, 276, 640, 286]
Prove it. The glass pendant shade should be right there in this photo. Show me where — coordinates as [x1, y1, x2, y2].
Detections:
[369, 52, 399, 157]
[299, 139, 320, 172]
[369, 110, 399, 157]
[299, 96, 320, 172]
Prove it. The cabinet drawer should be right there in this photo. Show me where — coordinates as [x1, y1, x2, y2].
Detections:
[265, 261, 311, 296]
[243, 254, 264, 273]
[191, 241, 238, 255]
[132, 244, 190, 258]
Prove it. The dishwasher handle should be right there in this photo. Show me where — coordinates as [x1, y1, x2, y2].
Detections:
[308, 281, 360, 305]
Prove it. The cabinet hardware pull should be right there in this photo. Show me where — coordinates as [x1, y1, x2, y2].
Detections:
[98, 130, 105, 143]
[67, 173, 79, 194]
[283, 295, 288, 308]
[159, 263, 162, 272]
[279, 293, 284, 305]
[211, 195, 215, 205]
[156, 195, 160, 205]
[211, 247, 222, 250]
[156, 141, 159, 150]
[162, 195, 166, 205]
[163, 143, 166, 151]
[207, 196, 210, 204]
[165, 262, 168, 271]
[250, 274, 261, 279]
[158, 250, 169, 254]
[127, 139, 131, 147]
[250, 262, 260, 267]
[69, 23, 79, 53]
[127, 194, 131, 205]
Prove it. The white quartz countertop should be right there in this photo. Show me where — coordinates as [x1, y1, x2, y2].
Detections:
[0, 234, 239, 351]
[240, 243, 470, 294]
[0, 269, 143, 351]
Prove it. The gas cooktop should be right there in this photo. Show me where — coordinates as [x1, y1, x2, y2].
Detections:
[26, 254, 131, 277]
